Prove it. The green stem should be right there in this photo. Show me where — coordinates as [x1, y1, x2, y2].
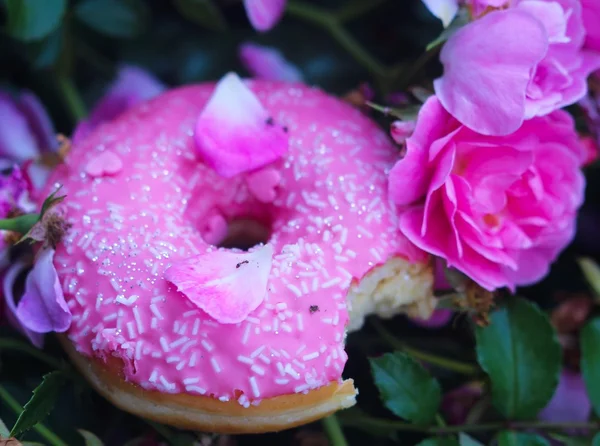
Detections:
[0, 214, 39, 234]
[0, 339, 65, 371]
[338, 412, 600, 434]
[0, 384, 68, 446]
[334, 0, 389, 23]
[56, 77, 87, 123]
[286, 1, 401, 92]
[370, 318, 479, 375]
[435, 413, 447, 427]
[321, 415, 348, 446]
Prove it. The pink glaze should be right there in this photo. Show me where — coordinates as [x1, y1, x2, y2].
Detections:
[44, 81, 425, 404]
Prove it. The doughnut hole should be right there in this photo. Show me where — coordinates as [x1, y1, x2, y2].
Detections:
[218, 218, 271, 251]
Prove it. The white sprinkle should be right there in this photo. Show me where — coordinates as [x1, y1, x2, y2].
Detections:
[159, 376, 175, 391]
[238, 355, 254, 365]
[151, 295, 166, 303]
[219, 396, 230, 402]
[178, 322, 188, 335]
[150, 304, 164, 320]
[159, 337, 170, 352]
[276, 362, 285, 376]
[192, 318, 201, 335]
[249, 377, 260, 397]
[116, 294, 139, 306]
[322, 278, 342, 288]
[186, 385, 206, 394]
[149, 369, 158, 383]
[189, 352, 197, 367]
[181, 340, 197, 353]
[301, 281, 309, 294]
[132, 307, 144, 334]
[250, 346, 265, 358]
[151, 317, 158, 329]
[332, 348, 339, 359]
[295, 384, 310, 393]
[369, 247, 383, 261]
[151, 351, 162, 358]
[325, 355, 332, 367]
[166, 356, 181, 363]
[286, 284, 302, 297]
[280, 349, 291, 359]
[357, 225, 374, 238]
[183, 377, 199, 385]
[346, 249, 357, 258]
[110, 278, 120, 292]
[303, 352, 320, 361]
[242, 323, 252, 344]
[176, 361, 186, 371]
[284, 364, 300, 379]
[126, 321, 136, 339]
[258, 354, 271, 364]
[275, 302, 287, 310]
[135, 341, 143, 360]
[183, 310, 199, 317]
[281, 323, 292, 332]
[170, 337, 189, 348]
[211, 357, 222, 373]
[246, 316, 260, 324]
[322, 318, 333, 324]
[293, 359, 306, 369]
[201, 340, 214, 352]
[275, 378, 289, 385]
[251, 365, 266, 376]
[297, 314, 304, 331]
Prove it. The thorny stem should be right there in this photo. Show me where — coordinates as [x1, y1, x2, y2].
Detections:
[286, 1, 402, 92]
[370, 318, 480, 375]
[0, 384, 68, 446]
[322, 415, 349, 446]
[338, 412, 600, 435]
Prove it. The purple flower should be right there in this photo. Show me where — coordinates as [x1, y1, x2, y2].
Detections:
[441, 382, 484, 425]
[243, 0, 286, 32]
[72, 65, 165, 144]
[538, 370, 591, 424]
[15, 248, 71, 334]
[239, 43, 303, 82]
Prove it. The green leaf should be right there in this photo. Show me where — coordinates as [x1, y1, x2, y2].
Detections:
[9, 371, 66, 438]
[74, 0, 148, 38]
[578, 257, 600, 301]
[497, 432, 550, 446]
[369, 351, 442, 424]
[416, 438, 460, 446]
[4, 0, 66, 41]
[475, 298, 561, 419]
[593, 433, 600, 446]
[29, 28, 63, 69]
[173, 0, 227, 31]
[459, 433, 484, 446]
[581, 317, 600, 416]
[0, 417, 9, 437]
[549, 434, 595, 446]
[78, 429, 104, 446]
[425, 8, 469, 51]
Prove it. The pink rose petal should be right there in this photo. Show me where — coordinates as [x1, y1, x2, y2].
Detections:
[15, 249, 72, 333]
[194, 72, 289, 178]
[246, 167, 281, 203]
[84, 151, 123, 177]
[201, 213, 228, 246]
[3, 261, 44, 347]
[239, 43, 303, 82]
[165, 244, 274, 324]
[244, 0, 286, 32]
[433, 9, 548, 136]
[390, 120, 416, 145]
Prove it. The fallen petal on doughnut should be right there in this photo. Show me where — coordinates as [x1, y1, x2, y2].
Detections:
[246, 166, 282, 203]
[165, 244, 274, 324]
[85, 151, 123, 178]
[15, 248, 72, 333]
[194, 72, 289, 178]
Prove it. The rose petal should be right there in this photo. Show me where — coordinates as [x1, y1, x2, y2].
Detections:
[538, 370, 591, 423]
[390, 120, 416, 145]
[0, 92, 41, 162]
[433, 10, 548, 136]
[421, 0, 459, 27]
[15, 249, 72, 333]
[165, 244, 274, 324]
[246, 167, 281, 203]
[3, 261, 44, 347]
[412, 309, 453, 328]
[239, 43, 303, 82]
[194, 72, 289, 178]
[17, 91, 58, 154]
[243, 0, 286, 32]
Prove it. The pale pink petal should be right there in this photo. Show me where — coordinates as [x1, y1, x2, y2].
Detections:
[200, 212, 228, 246]
[390, 120, 416, 145]
[239, 43, 303, 82]
[538, 370, 591, 423]
[517, 1, 569, 44]
[165, 244, 274, 324]
[582, 0, 600, 51]
[194, 72, 289, 178]
[433, 10, 548, 136]
[246, 166, 281, 203]
[421, 0, 459, 27]
[15, 249, 71, 333]
[3, 261, 44, 347]
[244, 0, 286, 32]
[84, 151, 123, 178]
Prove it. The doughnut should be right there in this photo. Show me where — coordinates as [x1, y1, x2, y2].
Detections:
[45, 74, 434, 433]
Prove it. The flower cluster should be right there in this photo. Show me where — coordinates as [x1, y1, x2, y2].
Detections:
[390, 0, 600, 291]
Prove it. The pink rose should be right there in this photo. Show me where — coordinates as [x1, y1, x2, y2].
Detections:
[435, 1, 600, 136]
[388, 96, 586, 291]
[582, 0, 600, 52]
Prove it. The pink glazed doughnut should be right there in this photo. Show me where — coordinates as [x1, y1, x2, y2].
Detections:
[46, 75, 434, 433]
